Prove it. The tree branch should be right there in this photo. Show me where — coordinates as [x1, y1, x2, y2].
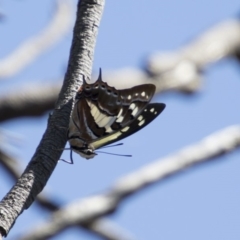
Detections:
[147, 19, 240, 74]
[146, 19, 240, 93]
[0, 149, 136, 240]
[0, 0, 104, 237]
[1, 19, 240, 122]
[0, 83, 60, 122]
[83, 218, 137, 240]
[103, 19, 240, 92]
[0, 0, 73, 79]
[18, 125, 240, 240]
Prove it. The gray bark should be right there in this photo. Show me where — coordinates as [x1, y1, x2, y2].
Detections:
[0, 0, 105, 236]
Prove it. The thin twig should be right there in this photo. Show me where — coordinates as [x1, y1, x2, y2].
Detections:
[146, 19, 240, 93]
[148, 20, 240, 74]
[85, 218, 137, 240]
[0, 0, 73, 79]
[18, 125, 240, 240]
[0, 83, 60, 122]
[0, 149, 137, 240]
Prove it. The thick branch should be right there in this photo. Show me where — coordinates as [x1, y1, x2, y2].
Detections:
[18, 125, 240, 240]
[0, 0, 104, 237]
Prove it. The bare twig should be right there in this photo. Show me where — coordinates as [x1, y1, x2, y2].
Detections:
[85, 218, 137, 240]
[0, 149, 23, 182]
[103, 20, 240, 93]
[148, 20, 240, 74]
[146, 19, 240, 93]
[0, 0, 73, 79]
[0, 149, 59, 211]
[1, 19, 240, 122]
[0, 83, 60, 122]
[0, 0, 104, 237]
[0, 149, 136, 240]
[18, 125, 240, 240]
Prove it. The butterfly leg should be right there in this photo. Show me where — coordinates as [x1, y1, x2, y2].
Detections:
[59, 150, 74, 164]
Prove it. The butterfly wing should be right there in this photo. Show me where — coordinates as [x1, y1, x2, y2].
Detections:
[79, 76, 157, 131]
[91, 103, 166, 149]
[68, 69, 166, 155]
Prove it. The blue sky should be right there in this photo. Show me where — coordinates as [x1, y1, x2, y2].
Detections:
[0, 0, 240, 239]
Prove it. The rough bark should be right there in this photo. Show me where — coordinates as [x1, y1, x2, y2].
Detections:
[0, 0, 105, 236]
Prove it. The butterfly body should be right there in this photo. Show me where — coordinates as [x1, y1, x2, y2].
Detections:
[68, 69, 165, 160]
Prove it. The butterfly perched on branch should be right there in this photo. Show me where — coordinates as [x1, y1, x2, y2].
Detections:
[67, 69, 165, 162]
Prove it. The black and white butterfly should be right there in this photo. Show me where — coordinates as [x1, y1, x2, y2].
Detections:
[67, 69, 165, 161]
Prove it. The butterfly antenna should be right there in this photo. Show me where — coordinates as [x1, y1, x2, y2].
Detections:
[101, 143, 124, 149]
[96, 150, 132, 157]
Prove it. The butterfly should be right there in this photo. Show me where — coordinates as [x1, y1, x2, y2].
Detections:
[67, 69, 165, 161]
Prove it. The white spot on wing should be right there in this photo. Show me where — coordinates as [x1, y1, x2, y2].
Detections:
[98, 116, 114, 128]
[91, 105, 98, 117]
[116, 116, 124, 123]
[87, 101, 101, 121]
[92, 131, 122, 149]
[87, 100, 116, 128]
[105, 126, 113, 133]
[144, 109, 147, 112]
[139, 119, 145, 126]
[150, 108, 155, 112]
[154, 111, 157, 115]
[132, 106, 138, 116]
[128, 95, 131, 100]
[87, 101, 93, 109]
[141, 92, 146, 97]
[102, 116, 116, 129]
[117, 108, 123, 118]
[121, 126, 130, 132]
[138, 115, 143, 121]
[135, 93, 138, 96]
[129, 103, 136, 110]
